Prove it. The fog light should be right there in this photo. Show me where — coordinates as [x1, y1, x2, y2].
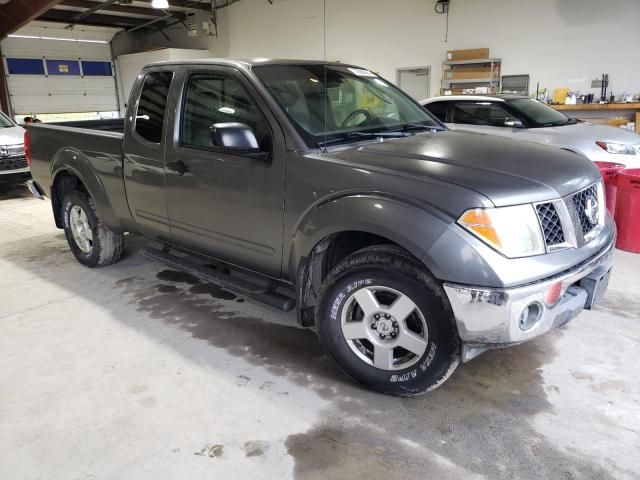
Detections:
[519, 302, 543, 331]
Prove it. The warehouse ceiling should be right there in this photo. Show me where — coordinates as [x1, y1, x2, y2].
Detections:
[0, 0, 237, 39]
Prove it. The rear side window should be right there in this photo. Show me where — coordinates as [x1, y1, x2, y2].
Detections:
[424, 101, 448, 122]
[135, 71, 173, 143]
[451, 101, 513, 126]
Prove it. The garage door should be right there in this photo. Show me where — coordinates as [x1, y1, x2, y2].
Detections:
[1, 33, 118, 117]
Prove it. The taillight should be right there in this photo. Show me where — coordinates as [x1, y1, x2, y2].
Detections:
[24, 130, 32, 167]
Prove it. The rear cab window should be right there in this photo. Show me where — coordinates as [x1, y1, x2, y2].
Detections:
[134, 71, 173, 143]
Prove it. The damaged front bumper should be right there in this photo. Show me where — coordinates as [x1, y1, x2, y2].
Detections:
[443, 236, 615, 362]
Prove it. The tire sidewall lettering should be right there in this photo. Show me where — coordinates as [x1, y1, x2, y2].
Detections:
[389, 344, 437, 383]
[420, 343, 437, 371]
[63, 201, 73, 230]
[330, 278, 374, 321]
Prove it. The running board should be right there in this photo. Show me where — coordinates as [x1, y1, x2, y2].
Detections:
[141, 246, 296, 311]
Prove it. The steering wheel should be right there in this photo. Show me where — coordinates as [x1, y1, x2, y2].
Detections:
[341, 109, 375, 128]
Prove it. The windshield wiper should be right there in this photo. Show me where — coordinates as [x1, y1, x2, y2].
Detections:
[317, 130, 409, 150]
[542, 117, 581, 127]
[316, 125, 448, 150]
[396, 123, 447, 133]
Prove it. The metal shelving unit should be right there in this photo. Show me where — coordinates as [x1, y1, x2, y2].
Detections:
[441, 58, 502, 95]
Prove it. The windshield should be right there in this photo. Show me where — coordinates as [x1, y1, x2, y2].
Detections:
[0, 111, 15, 128]
[253, 64, 442, 148]
[509, 98, 570, 127]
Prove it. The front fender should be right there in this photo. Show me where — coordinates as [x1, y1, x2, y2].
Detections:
[288, 193, 452, 276]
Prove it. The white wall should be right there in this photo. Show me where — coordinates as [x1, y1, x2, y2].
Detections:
[196, 0, 640, 97]
[115, 48, 208, 112]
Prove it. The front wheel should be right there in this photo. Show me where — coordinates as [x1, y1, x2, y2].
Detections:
[61, 190, 125, 267]
[316, 246, 460, 396]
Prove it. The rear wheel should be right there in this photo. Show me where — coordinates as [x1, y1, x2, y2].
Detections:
[316, 245, 460, 396]
[61, 190, 124, 267]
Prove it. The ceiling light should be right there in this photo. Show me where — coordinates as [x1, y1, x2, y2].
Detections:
[151, 0, 169, 8]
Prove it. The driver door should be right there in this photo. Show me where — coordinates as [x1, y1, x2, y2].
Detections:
[164, 67, 286, 277]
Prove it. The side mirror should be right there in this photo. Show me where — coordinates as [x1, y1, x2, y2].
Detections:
[210, 122, 260, 150]
[504, 117, 525, 128]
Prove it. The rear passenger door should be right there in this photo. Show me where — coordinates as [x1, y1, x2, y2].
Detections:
[123, 69, 174, 241]
[164, 67, 286, 277]
[448, 101, 529, 140]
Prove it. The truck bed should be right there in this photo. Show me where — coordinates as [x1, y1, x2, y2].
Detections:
[28, 119, 134, 232]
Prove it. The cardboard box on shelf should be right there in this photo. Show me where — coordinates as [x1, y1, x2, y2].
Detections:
[446, 48, 490, 61]
[441, 88, 485, 95]
[445, 66, 499, 80]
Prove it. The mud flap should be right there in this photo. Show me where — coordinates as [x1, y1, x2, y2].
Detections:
[27, 180, 45, 200]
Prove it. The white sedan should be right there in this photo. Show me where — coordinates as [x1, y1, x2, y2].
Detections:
[420, 94, 640, 168]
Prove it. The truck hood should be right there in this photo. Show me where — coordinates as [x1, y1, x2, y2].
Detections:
[0, 125, 25, 145]
[330, 130, 601, 207]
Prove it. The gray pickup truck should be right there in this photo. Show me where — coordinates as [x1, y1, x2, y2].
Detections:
[27, 59, 615, 396]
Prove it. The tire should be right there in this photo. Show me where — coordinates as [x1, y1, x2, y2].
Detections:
[61, 190, 125, 267]
[316, 245, 460, 396]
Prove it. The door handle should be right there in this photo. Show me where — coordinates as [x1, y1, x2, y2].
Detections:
[167, 159, 189, 176]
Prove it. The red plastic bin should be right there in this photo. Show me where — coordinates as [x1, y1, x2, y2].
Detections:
[615, 168, 640, 253]
[594, 161, 625, 217]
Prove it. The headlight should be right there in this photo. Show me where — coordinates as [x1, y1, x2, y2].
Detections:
[596, 141, 636, 155]
[458, 205, 545, 258]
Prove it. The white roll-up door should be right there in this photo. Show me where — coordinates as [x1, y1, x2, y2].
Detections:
[1, 22, 120, 116]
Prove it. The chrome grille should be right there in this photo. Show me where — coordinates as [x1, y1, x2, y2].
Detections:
[536, 202, 565, 247]
[0, 156, 27, 172]
[572, 184, 599, 235]
[0, 144, 25, 157]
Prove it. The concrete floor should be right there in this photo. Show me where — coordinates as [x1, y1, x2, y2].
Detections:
[1, 183, 639, 480]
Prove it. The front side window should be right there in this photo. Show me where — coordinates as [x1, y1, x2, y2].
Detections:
[181, 73, 271, 151]
[450, 101, 515, 127]
[253, 64, 441, 147]
[135, 71, 173, 143]
[509, 98, 570, 127]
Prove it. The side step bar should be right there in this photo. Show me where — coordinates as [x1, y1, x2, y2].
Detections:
[141, 246, 296, 312]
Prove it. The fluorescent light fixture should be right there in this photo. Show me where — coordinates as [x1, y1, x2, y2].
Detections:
[151, 0, 169, 8]
[8, 34, 107, 44]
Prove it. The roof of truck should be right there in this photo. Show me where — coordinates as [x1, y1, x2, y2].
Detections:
[145, 57, 358, 70]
